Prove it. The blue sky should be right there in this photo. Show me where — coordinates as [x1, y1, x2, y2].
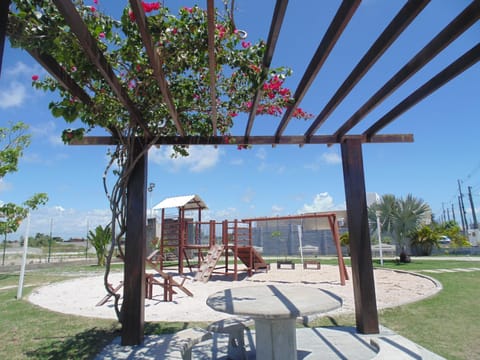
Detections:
[1, 0, 479, 240]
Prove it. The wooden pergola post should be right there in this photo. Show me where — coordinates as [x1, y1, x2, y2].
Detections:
[341, 137, 379, 334]
[122, 140, 147, 345]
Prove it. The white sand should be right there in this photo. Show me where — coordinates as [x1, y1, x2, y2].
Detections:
[28, 264, 440, 322]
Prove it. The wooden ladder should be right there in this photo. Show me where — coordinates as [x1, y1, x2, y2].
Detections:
[194, 244, 224, 282]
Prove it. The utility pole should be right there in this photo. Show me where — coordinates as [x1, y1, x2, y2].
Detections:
[468, 186, 478, 229]
[458, 180, 468, 233]
[451, 203, 456, 223]
[458, 196, 467, 233]
[447, 207, 451, 222]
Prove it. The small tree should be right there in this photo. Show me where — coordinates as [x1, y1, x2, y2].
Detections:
[87, 225, 112, 266]
[339, 232, 350, 256]
[409, 225, 438, 256]
[1, 122, 48, 264]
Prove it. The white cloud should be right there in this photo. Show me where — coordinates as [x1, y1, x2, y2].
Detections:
[0, 81, 27, 108]
[322, 151, 342, 164]
[304, 151, 342, 171]
[271, 205, 284, 215]
[30, 121, 63, 146]
[242, 188, 255, 203]
[149, 146, 221, 172]
[299, 192, 345, 213]
[0, 179, 12, 193]
[230, 158, 244, 166]
[5, 62, 34, 77]
[255, 148, 267, 161]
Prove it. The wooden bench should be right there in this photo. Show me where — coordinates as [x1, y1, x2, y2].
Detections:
[303, 260, 321, 270]
[277, 260, 295, 269]
[165, 328, 212, 360]
[207, 317, 254, 360]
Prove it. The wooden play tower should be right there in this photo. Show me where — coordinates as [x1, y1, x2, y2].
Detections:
[153, 195, 268, 281]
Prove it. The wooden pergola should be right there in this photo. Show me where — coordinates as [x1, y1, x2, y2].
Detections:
[1, 0, 479, 346]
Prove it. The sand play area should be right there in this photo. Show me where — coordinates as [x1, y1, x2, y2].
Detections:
[27, 264, 441, 322]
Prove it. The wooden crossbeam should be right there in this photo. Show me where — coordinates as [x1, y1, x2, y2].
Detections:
[365, 44, 480, 139]
[304, 0, 430, 140]
[71, 133, 413, 146]
[333, 1, 480, 142]
[274, 0, 361, 142]
[52, 0, 152, 138]
[129, 0, 184, 136]
[245, 0, 289, 140]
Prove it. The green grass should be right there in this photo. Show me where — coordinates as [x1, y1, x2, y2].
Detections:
[380, 271, 480, 360]
[1, 258, 479, 359]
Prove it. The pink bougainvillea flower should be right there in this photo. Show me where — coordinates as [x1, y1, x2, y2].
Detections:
[71, 66, 77, 72]
[241, 41, 251, 49]
[142, 1, 160, 13]
[128, 9, 136, 22]
[98, 32, 105, 39]
[216, 24, 226, 38]
[89, 6, 96, 12]
[93, 0, 98, 4]
[128, 79, 137, 89]
[183, 7, 194, 14]
[293, 107, 314, 119]
[228, 112, 238, 118]
[31, 74, 39, 81]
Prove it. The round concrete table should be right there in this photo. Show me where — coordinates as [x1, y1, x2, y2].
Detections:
[206, 285, 342, 360]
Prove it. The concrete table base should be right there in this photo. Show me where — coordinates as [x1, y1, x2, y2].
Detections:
[255, 318, 297, 360]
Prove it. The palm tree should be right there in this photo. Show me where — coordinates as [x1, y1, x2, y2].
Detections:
[368, 194, 397, 238]
[393, 194, 430, 252]
[368, 194, 431, 257]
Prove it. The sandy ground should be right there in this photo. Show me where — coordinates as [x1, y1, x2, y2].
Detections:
[28, 264, 440, 322]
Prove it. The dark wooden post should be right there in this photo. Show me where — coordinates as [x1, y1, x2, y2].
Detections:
[122, 140, 147, 345]
[341, 138, 379, 334]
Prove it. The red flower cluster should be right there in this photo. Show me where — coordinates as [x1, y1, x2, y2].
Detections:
[241, 41, 251, 49]
[129, 2, 161, 21]
[142, 1, 160, 12]
[216, 24, 227, 39]
[31, 75, 39, 81]
[293, 107, 313, 119]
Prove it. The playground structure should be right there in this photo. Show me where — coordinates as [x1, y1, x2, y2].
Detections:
[151, 195, 348, 285]
[152, 195, 268, 282]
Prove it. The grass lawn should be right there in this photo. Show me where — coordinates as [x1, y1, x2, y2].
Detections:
[1, 258, 479, 359]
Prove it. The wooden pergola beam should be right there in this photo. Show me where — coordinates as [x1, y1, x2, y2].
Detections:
[52, 0, 152, 138]
[333, 1, 480, 141]
[365, 44, 480, 138]
[245, 0, 289, 140]
[274, 0, 361, 142]
[27, 50, 93, 106]
[304, 0, 430, 140]
[129, 0, 184, 136]
[71, 133, 414, 146]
